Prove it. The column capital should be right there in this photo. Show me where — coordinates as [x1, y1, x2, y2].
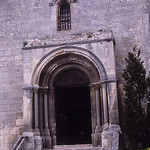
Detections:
[90, 82, 101, 88]
[23, 84, 33, 91]
[33, 85, 41, 93]
[23, 84, 33, 99]
[100, 78, 117, 84]
[49, 87, 55, 90]
[101, 83, 107, 88]
[42, 87, 49, 93]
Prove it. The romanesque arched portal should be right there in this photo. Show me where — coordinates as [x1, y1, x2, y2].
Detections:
[32, 52, 108, 149]
[23, 35, 120, 149]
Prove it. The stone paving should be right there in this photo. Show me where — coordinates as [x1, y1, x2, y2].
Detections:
[51, 144, 102, 150]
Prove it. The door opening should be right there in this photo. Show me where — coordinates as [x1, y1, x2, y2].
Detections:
[55, 86, 92, 145]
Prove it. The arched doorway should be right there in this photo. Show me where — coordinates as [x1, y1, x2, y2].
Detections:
[23, 43, 120, 149]
[31, 52, 109, 149]
[54, 69, 92, 145]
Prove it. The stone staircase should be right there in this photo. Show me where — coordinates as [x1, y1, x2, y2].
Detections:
[44, 144, 102, 150]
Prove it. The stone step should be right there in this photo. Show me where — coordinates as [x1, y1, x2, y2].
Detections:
[44, 144, 102, 150]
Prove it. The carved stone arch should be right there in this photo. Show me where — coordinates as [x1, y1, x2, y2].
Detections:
[31, 46, 107, 86]
[39, 54, 100, 87]
[30, 46, 110, 148]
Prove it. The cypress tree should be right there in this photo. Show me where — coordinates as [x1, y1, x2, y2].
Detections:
[122, 47, 148, 149]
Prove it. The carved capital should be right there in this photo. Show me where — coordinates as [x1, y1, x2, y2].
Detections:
[101, 83, 107, 89]
[23, 84, 33, 91]
[23, 84, 33, 98]
[33, 85, 40, 93]
[43, 87, 49, 94]
[90, 82, 100, 90]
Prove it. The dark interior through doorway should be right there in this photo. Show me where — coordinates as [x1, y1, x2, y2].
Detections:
[55, 85, 92, 145]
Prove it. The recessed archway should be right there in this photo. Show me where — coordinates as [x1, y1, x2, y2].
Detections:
[31, 50, 109, 149]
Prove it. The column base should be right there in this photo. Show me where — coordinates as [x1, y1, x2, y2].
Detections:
[42, 129, 51, 148]
[52, 135, 56, 147]
[35, 136, 43, 150]
[34, 128, 40, 136]
[93, 133, 102, 147]
[42, 135, 52, 149]
[44, 129, 50, 136]
[93, 126, 103, 147]
[102, 124, 120, 150]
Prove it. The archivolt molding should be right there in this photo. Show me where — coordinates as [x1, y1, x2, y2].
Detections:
[31, 46, 107, 86]
[44, 60, 97, 87]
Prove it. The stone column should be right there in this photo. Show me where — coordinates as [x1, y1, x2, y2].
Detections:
[90, 85, 96, 145]
[101, 83, 108, 125]
[93, 83, 103, 147]
[43, 87, 51, 148]
[48, 87, 56, 147]
[39, 89, 44, 134]
[43, 87, 50, 133]
[23, 84, 33, 132]
[100, 86, 104, 125]
[33, 85, 40, 135]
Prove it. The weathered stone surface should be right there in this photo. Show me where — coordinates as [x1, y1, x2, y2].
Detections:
[102, 124, 120, 150]
[54, 144, 102, 150]
[0, 0, 150, 149]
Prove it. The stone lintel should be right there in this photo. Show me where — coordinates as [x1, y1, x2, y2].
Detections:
[22, 30, 114, 50]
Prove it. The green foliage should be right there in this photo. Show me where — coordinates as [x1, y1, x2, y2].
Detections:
[122, 47, 150, 149]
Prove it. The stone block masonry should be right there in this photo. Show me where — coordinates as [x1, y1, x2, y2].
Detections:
[0, 0, 150, 149]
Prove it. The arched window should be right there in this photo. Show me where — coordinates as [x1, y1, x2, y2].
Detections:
[58, 1, 71, 31]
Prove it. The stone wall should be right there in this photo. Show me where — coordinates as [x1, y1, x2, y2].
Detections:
[0, 0, 150, 149]
[0, 1, 25, 149]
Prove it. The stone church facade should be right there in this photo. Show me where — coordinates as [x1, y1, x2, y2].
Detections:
[0, 0, 150, 150]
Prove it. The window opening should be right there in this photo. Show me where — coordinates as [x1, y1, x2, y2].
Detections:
[58, 2, 71, 31]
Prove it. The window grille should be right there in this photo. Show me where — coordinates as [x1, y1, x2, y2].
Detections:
[58, 2, 71, 31]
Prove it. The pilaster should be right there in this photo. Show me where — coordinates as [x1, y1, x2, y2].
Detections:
[23, 84, 33, 132]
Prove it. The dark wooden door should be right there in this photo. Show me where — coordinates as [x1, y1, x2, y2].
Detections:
[55, 86, 92, 145]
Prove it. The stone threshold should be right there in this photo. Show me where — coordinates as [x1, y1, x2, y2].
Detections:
[51, 144, 102, 150]
[44, 144, 102, 150]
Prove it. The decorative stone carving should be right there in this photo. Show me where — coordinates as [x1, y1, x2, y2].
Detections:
[22, 30, 113, 49]
[23, 84, 33, 101]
